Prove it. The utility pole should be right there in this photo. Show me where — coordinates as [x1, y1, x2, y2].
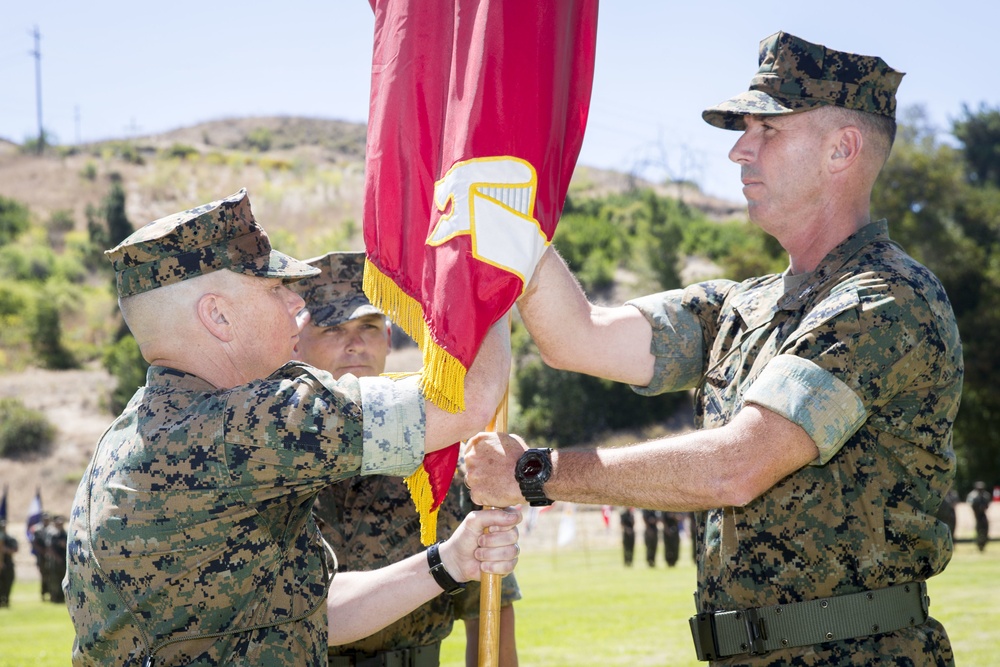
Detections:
[29, 25, 44, 154]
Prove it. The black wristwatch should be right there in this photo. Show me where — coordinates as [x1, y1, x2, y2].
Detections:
[426, 542, 466, 595]
[515, 447, 554, 506]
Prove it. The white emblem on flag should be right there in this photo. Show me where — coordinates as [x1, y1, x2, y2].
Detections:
[427, 156, 549, 286]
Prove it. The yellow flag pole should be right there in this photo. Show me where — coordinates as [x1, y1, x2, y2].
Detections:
[478, 383, 509, 667]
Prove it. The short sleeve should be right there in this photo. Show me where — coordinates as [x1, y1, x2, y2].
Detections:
[626, 287, 710, 395]
[359, 374, 425, 476]
[743, 355, 866, 465]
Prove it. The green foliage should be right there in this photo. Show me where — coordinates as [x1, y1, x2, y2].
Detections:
[103, 176, 134, 247]
[103, 333, 149, 414]
[551, 209, 624, 294]
[639, 192, 684, 290]
[0, 241, 57, 282]
[30, 297, 77, 370]
[46, 209, 75, 235]
[102, 141, 145, 165]
[953, 103, 1000, 188]
[510, 322, 684, 448]
[247, 127, 273, 152]
[79, 161, 98, 181]
[0, 397, 55, 458]
[0, 195, 30, 246]
[163, 143, 200, 160]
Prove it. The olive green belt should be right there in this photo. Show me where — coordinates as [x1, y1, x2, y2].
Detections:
[689, 581, 929, 661]
[328, 642, 441, 667]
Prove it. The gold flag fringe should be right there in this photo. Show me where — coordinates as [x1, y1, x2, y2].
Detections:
[403, 462, 442, 546]
[364, 258, 468, 544]
[363, 259, 467, 414]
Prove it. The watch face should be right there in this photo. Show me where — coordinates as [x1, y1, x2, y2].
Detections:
[521, 457, 544, 478]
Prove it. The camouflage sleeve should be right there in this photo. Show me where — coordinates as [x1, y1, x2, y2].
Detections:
[743, 355, 866, 465]
[359, 374, 425, 476]
[626, 280, 735, 395]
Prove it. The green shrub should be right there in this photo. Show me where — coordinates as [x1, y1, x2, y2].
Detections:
[0, 243, 57, 282]
[164, 143, 199, 160]
[30, 298, 77, 370]
[0, 196, 30, 246]
[79, 162, 98, 181]
[103, 334, 149, 414]
[0, 398, 55, 458]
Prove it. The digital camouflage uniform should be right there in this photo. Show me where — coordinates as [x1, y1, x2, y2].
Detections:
[292, 251, 521, 665]
[65, 190, 427, 667]
[629, 221, 962, 665]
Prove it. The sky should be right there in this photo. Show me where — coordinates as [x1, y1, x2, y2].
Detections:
[1, 1, 998, 204]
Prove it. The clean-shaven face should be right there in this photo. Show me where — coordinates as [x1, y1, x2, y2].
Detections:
[294, 313, 390, 379]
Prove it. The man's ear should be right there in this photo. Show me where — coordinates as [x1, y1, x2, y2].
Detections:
[197, 293, 234, 342]
[385, 321, 393, 353]
[829, 126, 863, 173]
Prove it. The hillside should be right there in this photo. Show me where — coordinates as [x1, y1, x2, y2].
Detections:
[0, 116, 742, 244]
[0, 117, 742, 578]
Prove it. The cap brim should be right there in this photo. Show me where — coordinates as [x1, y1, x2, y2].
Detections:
[242, 250, 321, 282]
[312, 302, 384, 327]
[702, 90, 825, 130]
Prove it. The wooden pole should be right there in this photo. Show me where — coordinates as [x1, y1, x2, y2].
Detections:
[478, 384, 509, 667]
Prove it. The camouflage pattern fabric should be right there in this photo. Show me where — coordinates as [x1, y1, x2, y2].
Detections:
[65, 361, 426, 666]
[290, 252, 384, 327]
[627, 221, 962, 666]
[318, 474, 520, 657]
[105, 189, 318, 298]
[703, 31, 904, 131]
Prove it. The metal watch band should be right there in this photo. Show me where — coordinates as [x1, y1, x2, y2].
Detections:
[426, 542, 466, 595]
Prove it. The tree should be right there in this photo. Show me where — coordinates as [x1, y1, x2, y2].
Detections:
[102, 175, 134, 247]
[0, 196, 30, 247]
[953, 103, 1000, 188]
[103, 333, 149, 414]
[30, 297, 77, 370]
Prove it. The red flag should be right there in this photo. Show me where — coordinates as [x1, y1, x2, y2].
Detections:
[363, 0, 598, 543]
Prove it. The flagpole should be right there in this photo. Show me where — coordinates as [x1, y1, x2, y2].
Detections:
[478, 371, 510, 666]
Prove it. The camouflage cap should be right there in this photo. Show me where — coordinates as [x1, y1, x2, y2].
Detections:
[703, 31, 904, 130]
[105, 189, 319, 298]
[287, 251, 384, 327]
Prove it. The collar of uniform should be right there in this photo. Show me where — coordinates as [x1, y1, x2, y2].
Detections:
[776, 220, 890, 310]
[146, 365, 218, 392]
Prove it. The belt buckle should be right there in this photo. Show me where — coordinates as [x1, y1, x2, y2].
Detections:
[742, 607, 768, 656]
[688, 613, 720, 661]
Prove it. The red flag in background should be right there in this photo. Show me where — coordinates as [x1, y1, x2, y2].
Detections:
[363, 0, 599, 543]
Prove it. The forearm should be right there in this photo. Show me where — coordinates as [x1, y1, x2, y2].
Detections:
[327, 507, 521, 645]
[466, 406, 819, 510]
[545, 406, 818, 510]
[425, 319, 511, 451]
[327, 551, 443, 645]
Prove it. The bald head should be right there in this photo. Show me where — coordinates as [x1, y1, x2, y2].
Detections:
[120, 269, 306, 388]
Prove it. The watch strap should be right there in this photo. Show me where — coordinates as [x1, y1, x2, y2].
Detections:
[427, 542, 466, 595]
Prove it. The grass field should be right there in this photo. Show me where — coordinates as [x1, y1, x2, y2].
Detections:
[2, 540, 996, 666]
